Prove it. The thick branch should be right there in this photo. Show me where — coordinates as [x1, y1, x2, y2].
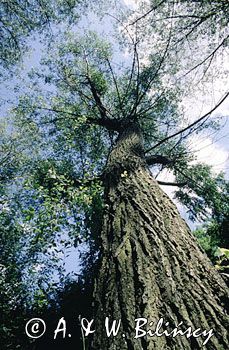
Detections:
[35, 106, 121, 131]
[86, 75, 108, 119]
[145, 154, 172, 166]
[157, 180, 187, 187]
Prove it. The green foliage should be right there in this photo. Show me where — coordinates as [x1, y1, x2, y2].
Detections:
[215, 248, 229, 275]
[193, 217, 228, 260]
[194, 224, 221, 262]
[175, 163, 229, 222]
[0, 191, 28, 348]
[0, 0, 82, 70]
[23, 158, 103, 246]
[176, 163, 228, 262]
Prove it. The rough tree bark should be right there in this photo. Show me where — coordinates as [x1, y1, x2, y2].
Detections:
[91, 122, 228, 350]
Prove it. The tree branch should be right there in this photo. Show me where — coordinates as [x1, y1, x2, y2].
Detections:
[145, 91, 229, 154]
[122, 38, 140, 116]
[129, 9, 174, 116]
[129, 0, 166, 26]
[146, 154, 172, 166]
[157, 180, 187, 187]
[35, 106, 121, 131]
[183, 34, 229, 78]
[106, 57, 123, 114]
[86, 75, 108, 119]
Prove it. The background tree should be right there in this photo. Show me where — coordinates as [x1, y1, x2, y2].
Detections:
[174, 163, 229, 261]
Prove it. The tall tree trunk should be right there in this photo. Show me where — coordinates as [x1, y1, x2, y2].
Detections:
[91, 123, 228, 350]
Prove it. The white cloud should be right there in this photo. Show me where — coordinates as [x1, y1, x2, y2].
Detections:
[189, 135, 228, 173]
[123, 0, 138, 9]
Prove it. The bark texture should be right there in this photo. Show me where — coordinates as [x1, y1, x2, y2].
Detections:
[92, 124, 228, 350]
